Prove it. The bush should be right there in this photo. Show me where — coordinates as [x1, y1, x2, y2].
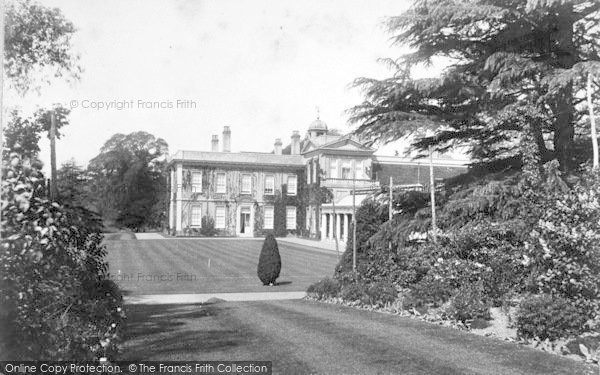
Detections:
[409, 275, 454, 307]
[200, 216, 218, 236]
[515, 294, 591, 340]
[523, 166, 600, 316]
[257, 234, 281, 285]
[340, 282, 367, 302]
[364, 281, 397, 306]
[447, 283, 491, 323]
[335, 198, 389, 279]
[338, 280, 397, 307]
[1, 152, 124, 360]
[307, 278, 340, 300]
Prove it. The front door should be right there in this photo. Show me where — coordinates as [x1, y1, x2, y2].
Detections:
[238, 206, 253, 237]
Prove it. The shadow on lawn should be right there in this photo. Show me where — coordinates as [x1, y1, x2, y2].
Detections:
[120, 303, 242, 359]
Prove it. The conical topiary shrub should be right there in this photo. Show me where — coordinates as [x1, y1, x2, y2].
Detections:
[257, 234, 281, 285]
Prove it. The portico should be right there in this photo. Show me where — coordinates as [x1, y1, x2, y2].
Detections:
[320, 194, 369, 246]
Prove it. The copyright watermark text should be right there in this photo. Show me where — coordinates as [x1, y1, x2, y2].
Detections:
[70, 99, 198, 110]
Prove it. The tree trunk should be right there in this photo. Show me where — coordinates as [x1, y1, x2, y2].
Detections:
[50, 110, 58, 200]
[588, 73, 599, 169]
[552, 4, 576, 171]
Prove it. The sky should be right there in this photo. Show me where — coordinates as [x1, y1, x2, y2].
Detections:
[6, 0, 451, 173]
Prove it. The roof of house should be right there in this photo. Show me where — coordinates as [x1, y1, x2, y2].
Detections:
[169, 150, 304, 167]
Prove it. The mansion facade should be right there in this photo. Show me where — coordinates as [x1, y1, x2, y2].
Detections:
[167, 119, 467, 244]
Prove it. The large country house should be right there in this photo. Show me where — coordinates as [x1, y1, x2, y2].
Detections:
[167, 118, 467, 244]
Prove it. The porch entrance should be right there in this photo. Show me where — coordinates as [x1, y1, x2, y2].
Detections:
[237, 206, 253, 237]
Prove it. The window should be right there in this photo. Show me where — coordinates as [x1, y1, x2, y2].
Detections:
[241, 174, 252, 194]
[354, 161, 363, 179]
[191, 205, 202, 227]
[191, 172, 202, 192]
[287, 174, 297, 196]
[264, 206, 274, 229]
[215, 206, 226, 229]
[286, 206, 296, 229]
[264, 175, 274, 195]
[329, 160, 338, 178]
[341, 165, 352, 179]
[216, 173, 226, 193]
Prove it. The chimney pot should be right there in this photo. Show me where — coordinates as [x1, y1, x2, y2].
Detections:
[274, 138, 282, 155]
[211, 135, 219, 152]
[291, 131, 301, 155]
[222, 126, 231, 152]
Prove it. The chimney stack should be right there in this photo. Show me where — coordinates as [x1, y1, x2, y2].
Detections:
[291, 131, 300, 155]
[274, 138, 282, 155]
[211, 135, 219, 152]
[222, 126, 231, 152]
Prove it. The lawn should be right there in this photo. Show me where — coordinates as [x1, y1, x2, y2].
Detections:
[105, 238, 339, 295]
[121, 299, 593, 374]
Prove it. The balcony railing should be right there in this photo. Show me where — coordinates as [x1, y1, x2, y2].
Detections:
[321, 178, 380, 190]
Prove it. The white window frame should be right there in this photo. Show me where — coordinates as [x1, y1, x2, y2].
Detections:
[264, 205, 274, 230]
[286, 206, 296, 230]
[354, 161, 363, 179]
[191, 172, 202, 192]
[191, 205, 202, 227]
[215, 206, 226, 229]
[264, 175, 275, 195]
[241, 174, 252, 194]
[287, 174, 297, 196]
[329, 160, 338, 178]
[341, 164, 352, 179]
[216, 173, 226, 193]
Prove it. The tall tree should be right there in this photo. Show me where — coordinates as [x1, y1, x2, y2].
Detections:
[349, 0, 600, 171]
[4, 0, 81, 95]
[87, 132, 169, 230]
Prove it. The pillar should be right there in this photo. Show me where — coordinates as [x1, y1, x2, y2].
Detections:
[335, 213, 341, 241]
[328, 213, 333, 240]
[344, 214, 349, 242]
[321, 213, 327, 240]
[175, 163, 183, 232]
[169, 168, 175, 230]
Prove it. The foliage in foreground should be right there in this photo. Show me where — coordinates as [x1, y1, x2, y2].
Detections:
[0, 152, 124, 360]
[310, 160, 600, 340]
[515, 294, 591, 341]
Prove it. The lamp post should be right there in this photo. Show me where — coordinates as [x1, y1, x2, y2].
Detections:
[352, 174, 356, 272]
[429, 146, 437, 242]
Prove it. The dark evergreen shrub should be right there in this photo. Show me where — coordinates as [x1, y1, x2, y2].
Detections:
[515, 294, 591, 340]
[306, 278, 340, 300]
[257, 234, 281, 285]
